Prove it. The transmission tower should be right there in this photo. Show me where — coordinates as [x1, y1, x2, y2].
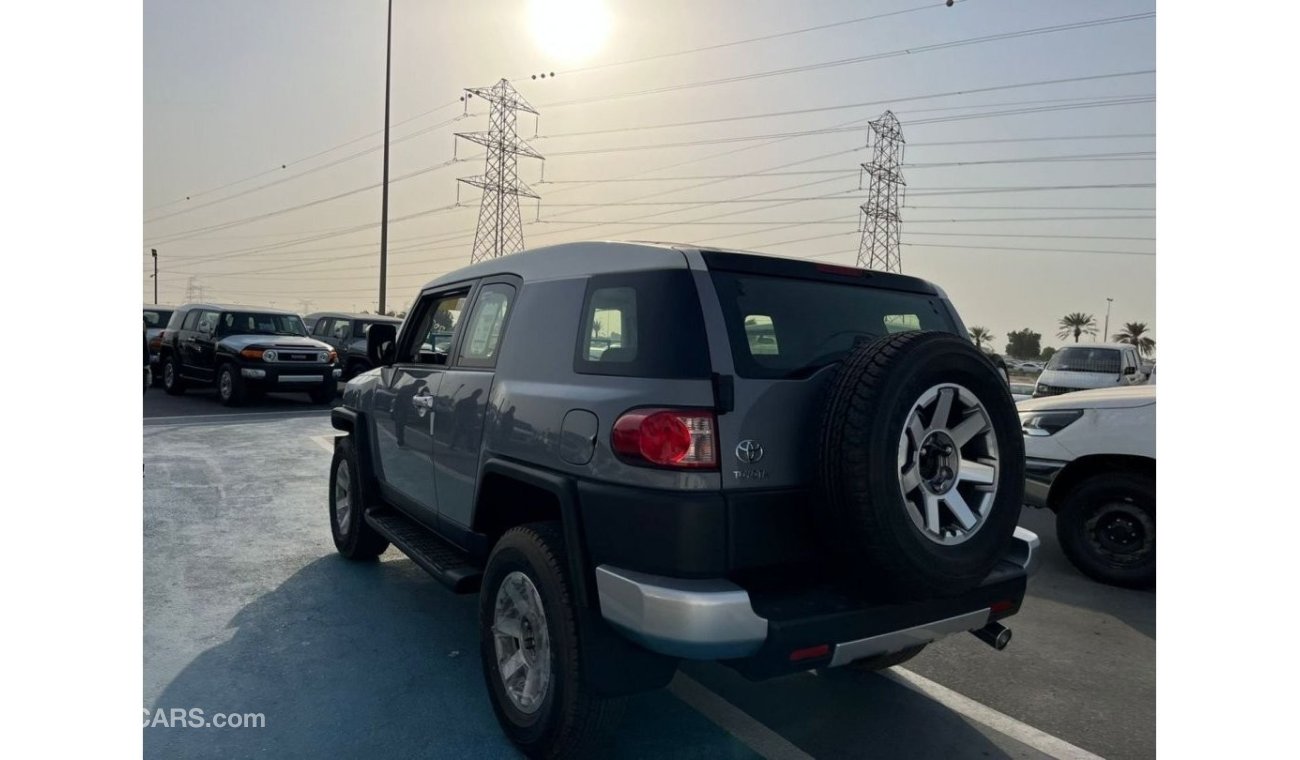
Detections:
[856, 110, 906, 273]
[455, 79, 543, 264]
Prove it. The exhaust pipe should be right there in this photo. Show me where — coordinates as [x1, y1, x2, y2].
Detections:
[972, 621, 1012, 650]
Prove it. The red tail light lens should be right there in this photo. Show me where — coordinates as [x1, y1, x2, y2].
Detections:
[611, 408, 717, 469]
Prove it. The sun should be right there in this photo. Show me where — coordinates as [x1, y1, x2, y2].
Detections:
[528, 0, 612, 63]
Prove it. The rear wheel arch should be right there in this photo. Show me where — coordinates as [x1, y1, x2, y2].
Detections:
[1049, 454, 1155, 511]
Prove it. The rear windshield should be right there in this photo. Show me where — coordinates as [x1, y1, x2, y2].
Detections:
[710, 272, 958, 379]
[1046, 347, 1121, 374]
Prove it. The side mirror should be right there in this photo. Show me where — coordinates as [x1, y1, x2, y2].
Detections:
[1123, 365, 1136, 376]
[367, 322, 398, 366]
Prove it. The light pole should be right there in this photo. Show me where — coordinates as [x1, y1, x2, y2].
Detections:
[377, 0, 393, 315]
[1104, 297, 1114, 342]
[151, 248, 158, 304]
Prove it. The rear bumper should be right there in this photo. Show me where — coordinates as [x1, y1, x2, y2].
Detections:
[1024, 457, 1069, 508]
[595, 527, 1040, 671]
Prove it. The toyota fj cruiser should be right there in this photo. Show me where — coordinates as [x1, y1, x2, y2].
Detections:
[304, 311, 404, 381]
[327, 242, 1038, 757]
[158, 304, 340, 406]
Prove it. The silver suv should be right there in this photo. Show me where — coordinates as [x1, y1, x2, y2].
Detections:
[327, 241, 1039, 758]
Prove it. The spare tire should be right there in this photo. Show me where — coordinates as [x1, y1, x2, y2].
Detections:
[818, 331, 1024, 600]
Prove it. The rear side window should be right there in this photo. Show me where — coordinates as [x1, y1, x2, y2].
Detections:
[458, 283, 515, 367]
[573, 270, 710, 379]
[710, 272, 957, 379]
[143, 309, 172, 328]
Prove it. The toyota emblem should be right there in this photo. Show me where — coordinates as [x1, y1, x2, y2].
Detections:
[735, 439, 764, 464]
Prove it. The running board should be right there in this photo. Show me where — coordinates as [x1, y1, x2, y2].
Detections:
[365, 509, 481, 593]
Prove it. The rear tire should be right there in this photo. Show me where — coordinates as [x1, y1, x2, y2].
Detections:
[329, 437, 388, 560]
[162, 356, 185, 395]
[481, 523, 624, 758]
[819, 331, 1024, 600]
[1056, 473, 1155, 588]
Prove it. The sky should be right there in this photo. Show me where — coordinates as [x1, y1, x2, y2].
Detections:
[142, 0, 1155, 354]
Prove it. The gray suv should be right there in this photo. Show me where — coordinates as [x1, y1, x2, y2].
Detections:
[328, 242, 1038, 758]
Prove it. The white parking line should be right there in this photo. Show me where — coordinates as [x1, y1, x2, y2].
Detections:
[885, 667, 1105, 760]
[668, 673, 814, 760]
[143, 409, 331, 426]
[310, 435, 336, 454]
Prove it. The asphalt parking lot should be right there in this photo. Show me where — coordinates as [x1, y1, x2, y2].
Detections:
[143, 392, 1154, 759]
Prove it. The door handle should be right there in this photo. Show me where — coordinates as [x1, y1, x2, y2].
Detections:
[411, 393, 435, 410]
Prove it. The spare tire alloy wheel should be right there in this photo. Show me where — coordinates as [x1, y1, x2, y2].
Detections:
[819, 330, 1023, 599]
[898, 383, 999, 545]
[492, 571, 552, 715]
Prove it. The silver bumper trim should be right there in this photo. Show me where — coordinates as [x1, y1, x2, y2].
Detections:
[594, 565, 768, 659]
[595, 526, 1040, 661]
[278, 374, 325, 383]
[829, 608, 991, 667]
[1008, 526, 1042, 576]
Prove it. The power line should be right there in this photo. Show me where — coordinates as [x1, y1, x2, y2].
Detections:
[538, 12, 1156, 109]
[515, 0, 949, 82]
[536, 71, 1154, 140]
[541, 98, 1153, 158]
[143, 99, 463, 214]
[144, 114, 467, 224]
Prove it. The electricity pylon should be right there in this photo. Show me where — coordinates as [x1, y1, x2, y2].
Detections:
[857, 110, 906, 273]
[455, 79, 544, 263]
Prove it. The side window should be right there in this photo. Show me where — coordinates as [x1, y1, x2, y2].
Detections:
[332, 319, 352, 341]
[311, 318, 329, 336]
[744, 315, 779, 356]
[883, 313, 922, 333]
[458, 284, 516, 368]
[572, 270, 711, 379]
[397, 291, 467, 365]
[583, 287, 637, 363]
[195, 311, 219, 334]
[181, 310, 199, 330]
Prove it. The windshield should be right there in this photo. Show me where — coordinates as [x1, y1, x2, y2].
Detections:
[143, 309, 173, 328]
[710, 271, 957, 378]
[219, 312, 308, 337]
[1046, 347, 1121, 374]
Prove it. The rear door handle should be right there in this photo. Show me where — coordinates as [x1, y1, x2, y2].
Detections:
[412, 393, 435, 410]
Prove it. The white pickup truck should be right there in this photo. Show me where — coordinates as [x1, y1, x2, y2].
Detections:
[1018, 385, 1155, 588]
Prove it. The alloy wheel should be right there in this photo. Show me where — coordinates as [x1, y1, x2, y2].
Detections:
[491, 570, 552, 714]
[897, 383, 1001, 545]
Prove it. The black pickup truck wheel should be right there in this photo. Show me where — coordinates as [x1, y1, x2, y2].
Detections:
[217, 364, 247, 407]
[819, 331, 1024, 600]
[480, 523, 624, 759]
[1055, 472, 1155, 588]
[329, 437, 389, 560]
[161, 356, 185, 395]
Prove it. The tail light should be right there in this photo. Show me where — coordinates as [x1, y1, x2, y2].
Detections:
[611, 408, 717, 469]
[150, 333, 164, 350]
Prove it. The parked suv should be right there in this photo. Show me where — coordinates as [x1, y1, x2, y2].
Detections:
[304, 311, 403, 381]
[327, 242, 1038, 757]
[1033, 343, 1149, 397]
[1019, 385, 1156, 587]
[143, 305, 177, 384]
[158, 304, 340, 406]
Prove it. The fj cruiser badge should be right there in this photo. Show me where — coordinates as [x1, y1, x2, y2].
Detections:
[735, 440, 764, 464]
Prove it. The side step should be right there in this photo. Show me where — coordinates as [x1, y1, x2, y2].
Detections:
[365, 509, 482, 593]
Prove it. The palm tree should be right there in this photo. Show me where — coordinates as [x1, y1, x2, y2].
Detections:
[1113, 322, 1156, 357]
[968, 326, 994, 350]
[1057, 312, 1097, 343]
